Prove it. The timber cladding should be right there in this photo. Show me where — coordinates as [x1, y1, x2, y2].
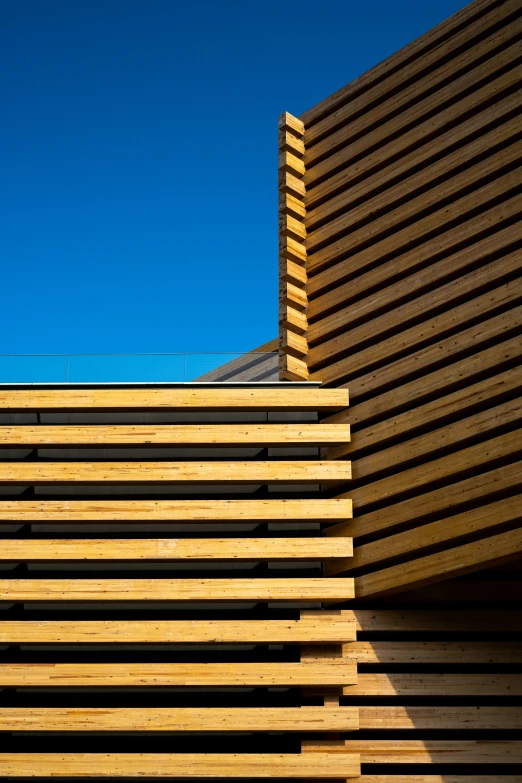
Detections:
[276, 0, 522, 777]
[0, 385, 358, 778]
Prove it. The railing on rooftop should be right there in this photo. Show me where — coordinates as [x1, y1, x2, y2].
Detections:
[0, 353, 280, 384]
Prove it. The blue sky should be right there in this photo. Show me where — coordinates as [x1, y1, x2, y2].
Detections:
[1, 0, 468, 361]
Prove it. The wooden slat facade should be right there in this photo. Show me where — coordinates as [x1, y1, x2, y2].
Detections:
[273, 0, 522, 778]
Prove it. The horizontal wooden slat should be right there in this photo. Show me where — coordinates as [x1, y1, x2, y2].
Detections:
[0, 752, 361, 778]
[358, 777, 520, 783]
[343, 672, 522, 696]
[0, 498, 353, 523]
[349, 428, 521, 512]
[0, 387, 349, 412]
[0, 615, 357, 643]
[359, 705, 522, 729]
[332, 495, 521, 575]
[329, 461, 520, 541]
[0, 707, 359, 732]
[0, 661, 358, 687]
[348, 608, 522, 633]
[0, 578, 355, 602]
[342, 640, 522, 663]
[303, 740, 522, 764]
[355, 527, 522, 598]
[0, 424, 351, 447]
[0, 537, 353, 562]
[0, 460, 351, 485]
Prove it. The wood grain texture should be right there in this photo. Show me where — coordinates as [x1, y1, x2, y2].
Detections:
[0, 615, 357, 643]
[302, 740, 522, 764]
[0, 423, 351, 447]
[0, 707, 359, 732]
[0, 498, 353, 523]
[0, 537, 353, 562]
[0, 661, 358, 687]
[0, 752, 361, 778]
[0, 387, 348, 412]
[342, 640, 522, 663]
[0, 460, 351, 485]
[359, 706, 522, 729]
[0, 577, 355, 602]
[348, 608, 522, 633]
[343, 673, 522, 696]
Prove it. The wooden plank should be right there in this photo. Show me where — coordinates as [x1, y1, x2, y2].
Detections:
[0, 460, 351, 485]
[0, 387, 348, 413]
[280, 331, 309, 360]
[328, 461, 519, 541]
[343, 672, 522, 696]
[348, 428, 521, 512]
[309, 208, 522, 344]
[0, 661, 358, 687]
[358, 777, 520, 783]
[0, 498, 353, 523]
[0, 423, 351, 447]
[279, 354, 310, 382]
[348, 608, 522, 633]
[309, 250, 522, 372]
[355, 527, 522, 598]
[342, 640, 522, 664]
[0, 707, 359, 732]
[0, 616, 357, 644]
[300, 0, 510, 126]
[359, 705, 522, 730]
[302, 740, 522, 764]
[0, 537, 353, 562]
[305, 20, 522, 186]
[0, 752, 361, 778]
[0, 577, 355, 602]
[328, 363, 521, 460]
[333, 495, 521, 574]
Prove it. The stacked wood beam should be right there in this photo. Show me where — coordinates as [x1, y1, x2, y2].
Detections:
[0, 385, 359, 779]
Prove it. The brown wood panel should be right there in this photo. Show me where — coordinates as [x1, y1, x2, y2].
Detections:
[358, 777, 520, 783]
[308, 210, 522, 343]
[0, 387, 349, 412]
[359, 705, 522, 729]
[348, 608, 522, 633]
[343, 672, 522, 696]
[310, 278, 522, 385]
[303, 740, 522, 764]
[355, 526, 522, 598]
[0, 498, 354, 523]
[0, 661, 357, 687]
[337, 495, 521, 574]
[306, 110, 522, 253]
[0, 460, 351, 485]
[342, 640, 522, 663]
[348, 428, 521, 512]
[328, 363, 522, 461]
[0, 616, 357, 644]
[0, 423, 351, 447]
[0, 707, 359, 732]
[0, 578, 355, 602]
[0, 752, 361, 778]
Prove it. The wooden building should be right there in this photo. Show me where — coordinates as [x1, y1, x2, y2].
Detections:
[0, 0, 520, 779]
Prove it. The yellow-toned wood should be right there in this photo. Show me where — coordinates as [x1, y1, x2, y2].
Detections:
[279, 131, 305, 157]
[280, 234, 307, 265]
[281, 280, 307, 311]
[0, 661, 358, 687]
[0, 459, 351, 485]
[0, 707, 359, 732]
[358, 777, 518, 783]
[0, 616, 357, 644]
[279, 170, 305, 199]
[359, 706, 522, 730]
[329, 495, 521, 575]
[0, 497, 352, 522]
[302, 739, 522, 764]
[342, 672, 522, 696]
[279, 111, 304, 136]
[279, 353, 310, 382]
[279, 150, 306, 178]
[281, 330, 308, 360]
[279, 213, 307, 242]
[0, 537, 352, 561]
[0, 387, 348, 412]
[0, 577, 355, 602]
[0, 752, 361, 778]
[0, 423, 350, 447]
[280, 191, 306, 220]
[355, 527, 522, 598]
[341, 640, 522, 664]
[281, 258, 307, 287]
[280, 304, 308, 335]
[347, 608, 522, 633]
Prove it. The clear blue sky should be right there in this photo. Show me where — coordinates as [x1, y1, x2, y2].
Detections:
[2, 0, 468, 357]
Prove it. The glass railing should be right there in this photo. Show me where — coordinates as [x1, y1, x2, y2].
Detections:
[0, 352, 280, 384]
